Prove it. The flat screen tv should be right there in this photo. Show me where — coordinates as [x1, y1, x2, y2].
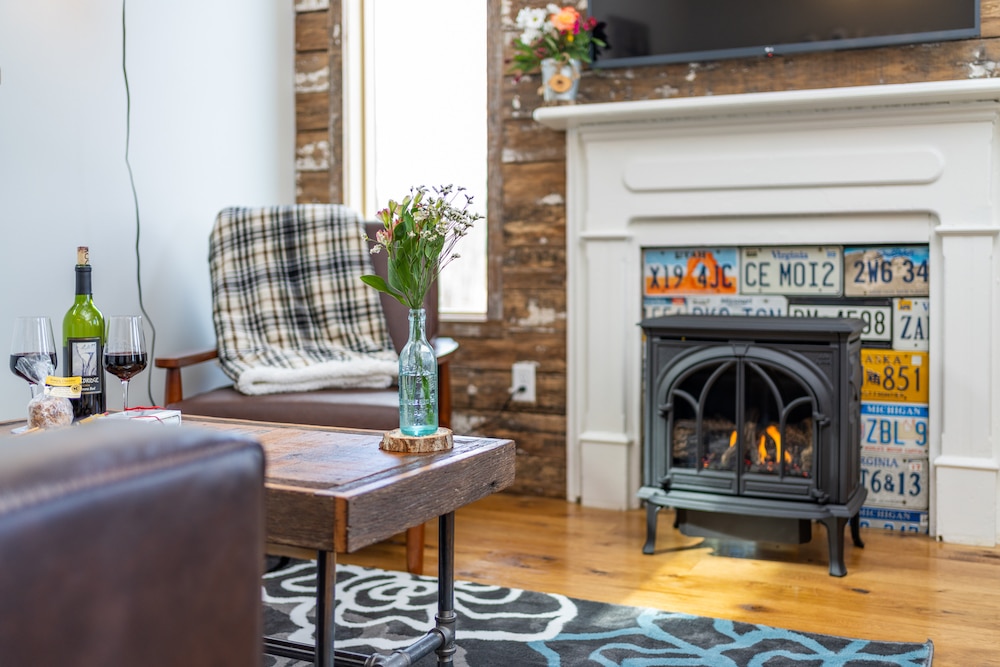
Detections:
[589, 0, 980, 68]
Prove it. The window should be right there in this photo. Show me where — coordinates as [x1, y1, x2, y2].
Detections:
[344, 0, 488, 318]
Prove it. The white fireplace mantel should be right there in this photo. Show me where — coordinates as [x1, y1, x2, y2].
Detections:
[535, 79, 1000, 546]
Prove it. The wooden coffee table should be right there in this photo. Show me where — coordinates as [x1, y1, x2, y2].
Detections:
[186, 416, 515, 667]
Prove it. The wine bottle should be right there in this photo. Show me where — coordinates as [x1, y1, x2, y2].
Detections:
[63, 246, 106, 419]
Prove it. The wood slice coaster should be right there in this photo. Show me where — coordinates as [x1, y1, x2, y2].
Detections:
[380, 427, 454, 453]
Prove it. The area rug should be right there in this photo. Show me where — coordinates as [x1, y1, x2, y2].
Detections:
[262, 559, 933, 667]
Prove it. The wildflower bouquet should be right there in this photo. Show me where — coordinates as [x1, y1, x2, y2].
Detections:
[362, 185, 482, 310]
[508, 4, 604, 79]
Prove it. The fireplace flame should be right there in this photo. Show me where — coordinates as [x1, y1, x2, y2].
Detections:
[758, 425, 792, 465]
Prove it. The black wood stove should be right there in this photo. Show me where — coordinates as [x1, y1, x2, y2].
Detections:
[639, 315, 867, 576]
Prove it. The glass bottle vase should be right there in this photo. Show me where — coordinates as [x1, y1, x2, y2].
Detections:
[398, 308, 438, 436]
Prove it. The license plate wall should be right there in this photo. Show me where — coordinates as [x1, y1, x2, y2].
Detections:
[642, 243, 933, 530]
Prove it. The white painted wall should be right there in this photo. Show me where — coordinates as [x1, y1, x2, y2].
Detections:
[0, 0, 295, 418]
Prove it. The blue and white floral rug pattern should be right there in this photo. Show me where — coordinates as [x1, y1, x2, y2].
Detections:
[262, 559, 933, 666]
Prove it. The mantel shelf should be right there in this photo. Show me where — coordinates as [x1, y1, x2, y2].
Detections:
[533, 79, 1000, 131]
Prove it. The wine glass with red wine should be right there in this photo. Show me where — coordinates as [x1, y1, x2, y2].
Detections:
[10, 316, 58, 397]
[104, 316, 147, 410]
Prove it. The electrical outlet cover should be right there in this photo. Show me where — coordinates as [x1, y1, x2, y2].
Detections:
[512, 361, 536, 402]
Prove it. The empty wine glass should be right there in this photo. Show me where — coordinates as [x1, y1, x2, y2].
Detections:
[10, 316, 58, 397]
[104, 316, 147, 411]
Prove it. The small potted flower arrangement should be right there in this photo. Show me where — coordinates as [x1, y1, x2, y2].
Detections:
[508, 4, 605, 102]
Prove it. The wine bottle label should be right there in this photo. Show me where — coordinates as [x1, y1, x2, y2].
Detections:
[66, 337, 104, 395]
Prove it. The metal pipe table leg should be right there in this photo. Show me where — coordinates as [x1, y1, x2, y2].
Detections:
[265, 514, 459, 666]
[317, 550, 336, 667]
[436, 512, 456, 665]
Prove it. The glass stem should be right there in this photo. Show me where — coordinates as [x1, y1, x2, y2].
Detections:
[121, 379, 129, 410]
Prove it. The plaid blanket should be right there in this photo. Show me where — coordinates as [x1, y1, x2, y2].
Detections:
[210, 205, 397, 395]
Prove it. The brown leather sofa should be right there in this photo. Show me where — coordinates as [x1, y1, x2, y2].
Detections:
[0, 421, 265, 667]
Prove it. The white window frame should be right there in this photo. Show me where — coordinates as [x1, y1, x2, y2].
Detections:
[341, 0, 488, 319]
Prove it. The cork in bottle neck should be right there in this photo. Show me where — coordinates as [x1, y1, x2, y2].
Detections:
[75, 247, 93, 296]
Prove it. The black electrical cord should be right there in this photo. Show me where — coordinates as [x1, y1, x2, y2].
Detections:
[122, 0, 157, 406]
[472, 385, 526, 433]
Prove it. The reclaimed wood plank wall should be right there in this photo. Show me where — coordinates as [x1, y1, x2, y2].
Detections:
[295, 0, 1000, 499]
[294, 0, 342, 203]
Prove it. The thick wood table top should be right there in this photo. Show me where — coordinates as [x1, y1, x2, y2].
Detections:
[183, 416, 516, 554]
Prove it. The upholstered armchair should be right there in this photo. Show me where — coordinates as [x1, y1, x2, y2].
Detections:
[154, 205, 457, 575]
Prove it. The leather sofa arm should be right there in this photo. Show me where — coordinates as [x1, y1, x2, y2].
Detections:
[155, 349, 219, 405]
[0, 421, 265, 665]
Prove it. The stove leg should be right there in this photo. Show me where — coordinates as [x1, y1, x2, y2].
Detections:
[820, 516, 848, 577]
[643, 503, 661, 554]
[850, 513, 865, 548]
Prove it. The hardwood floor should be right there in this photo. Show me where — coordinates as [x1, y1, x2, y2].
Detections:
[338, 492, 1000, 666]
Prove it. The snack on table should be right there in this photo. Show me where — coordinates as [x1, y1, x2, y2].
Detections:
[26, 376, 78, 430]
[28, 394, 73, 429]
